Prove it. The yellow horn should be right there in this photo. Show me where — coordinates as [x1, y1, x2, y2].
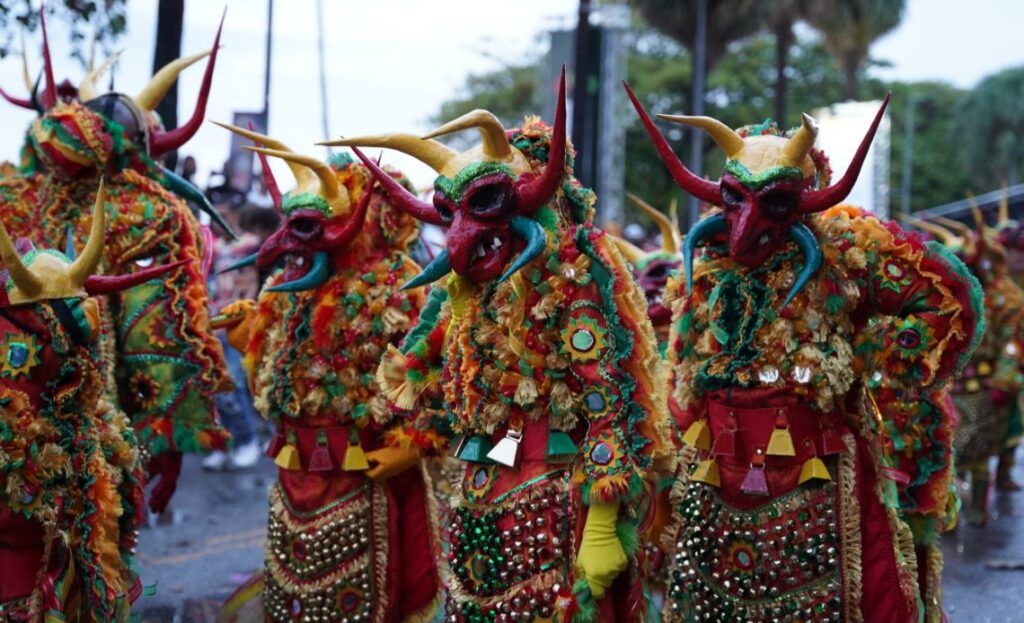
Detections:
[932, 214, 974, 238]
[212, 121, 293, 153]
[319, 133, 457, 173]
[657, 114, 744, 158]
[0, 209, 43, 299]
[78, 50, 122, 102]
[999, 185, 1010, 226]
[246, 147, 350, 215]
[69, 179, 107, 287]
[966, 193, 987, 234]
[897, 213, 958, 245]
[611, 235, 646, 265]
[423, 109, 513, 161]
[784, 113, 818, 167]
[135, 49, 212, 112]
[627, 192, 679, 255]
[20, 31, 32, 94]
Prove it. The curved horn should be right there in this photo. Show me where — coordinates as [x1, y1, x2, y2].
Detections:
[423, 110, 512, 161]
[784, 222, 823, 307]
[68, 179, 107, 286]
[246, 147, 349, 213]
[266, 251, 331, 293]
[0, 223, 42, 298]
[612, 235, 646, 265]
[349, 146, 446, 226]
[999, 185, 1010, 226]
[0, 87, 34, 110]
[896, 213, 958, 245]
[628, 192, 679, 255]
[657, 114, 744, 158]
[39, 9, 57, 110]
[318, 133, 457, 173]
[933, 215, 974, 238]
[682, 212, 727, 293]
[158, 165, 237, 238]
[85, 258, 190, 295]
[623, 81, 721, 205]
[135, 49, 211, 111]
[78, 50, 122, 102]
[799, 93, 890, 213]
[514, 66, 567, 214]
[499, 216, 549, 283]
[214, 120, 286, 211]
[0, 34, 35, 110]
[784, 113, 818, 167]
[148, 11, 224, 156]
[402, 249, 451, 291]
[325, 179, 375, 247]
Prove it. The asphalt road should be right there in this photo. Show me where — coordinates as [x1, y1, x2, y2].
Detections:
[133, 450, 1024, 622]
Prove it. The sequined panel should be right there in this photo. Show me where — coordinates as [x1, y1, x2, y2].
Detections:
[445, 470, 578, 622]
[665, 478, 842, 622]
[264, 483, 387, 623]
[951, 391, 1000, 466]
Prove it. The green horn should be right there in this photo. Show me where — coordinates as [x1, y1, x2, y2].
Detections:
[682, 212, 727, 292]
[783, 222, 822, 307]
[159, 165, 237, 240]
[498, 216, 547, 283]
[402, 249, 451, 291]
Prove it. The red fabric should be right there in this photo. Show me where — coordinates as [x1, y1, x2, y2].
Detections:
[0, 507, 45, 602]
[389, 467, 440, 620]
[147, 450, 183, 514]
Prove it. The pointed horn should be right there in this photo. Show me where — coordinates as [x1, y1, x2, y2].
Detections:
[68, 179, 107, 286]
[20, 31, 31, 93]
[246, 147, 349, 213]
[0, 222, 43, 298]
[135, 49, 211, 111]
[326, 179, 375, 247]
[266, 251, 331, 292]
[64, 225, 76, 259]
[401, 249, 451, 291]
[682, 212, 727, 292]
[783, 223, 823, 307]
[967, 194, 987, 235]
[319, 134, 458, 174]
[0, 87, 34, 110]
[214, 120, 286, 211]
[158, 165, 237, 238]
[148, 10, 225, 156]
[623, 81, 721, 205]
[85, 258, 190, 295]
[39, 9, 56, 110]
[896, 213, 957, 245]
[628, 192, 679, 255]
[423, 110, 512, 161]
[657, 114, 745, 158]
[932, 215, 974, 238]
[514, 66, 567, 214]
[0, 32, 35, 110]
[799, 94, 890, 213]
[999, 184, 1010, 226]
[218, 251, 258, 274]
[349, 146, 446, 226]
[78, 50, 122, 102]
[784, 113, 818, 168]
[612, 235, 646, 265]
[499, 216, 549, 283]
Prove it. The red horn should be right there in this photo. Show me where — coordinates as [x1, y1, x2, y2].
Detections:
[514, 65, 567, 213]
[327, 180, 375, 247]
[349, 146, 446, 226]
[148, 12, 225, 157]
[798, 93, 890, 214]
[84, 259, 190, 295]
[39, 9, 57, 111]
[248, 121, 282, 213]
[0, 87, 34, 110]
[623, 81, 721, 205]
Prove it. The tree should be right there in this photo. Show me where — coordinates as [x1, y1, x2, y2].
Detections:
[955, 66, 1024, 188]
[0, 1, 127, 67]
[803, 0, 906, 100]
[629, 0, 766, 69]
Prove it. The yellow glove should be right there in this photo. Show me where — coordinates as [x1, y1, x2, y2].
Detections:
[213, 299, 257, 353]
[576, 501, 627, 599]
[365, 446, 421, 481]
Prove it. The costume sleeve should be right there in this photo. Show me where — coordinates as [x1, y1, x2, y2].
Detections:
[987, 278, 1024, 393]
[831, 209, 985, 389]
[566, 231, 670, 505]
[377, 284, 452, 454]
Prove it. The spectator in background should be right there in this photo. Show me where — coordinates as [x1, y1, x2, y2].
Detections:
[179, 155, 198, 184]
[246, 167, 276, 210]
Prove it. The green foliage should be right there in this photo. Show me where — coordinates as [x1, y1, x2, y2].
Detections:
[954, 66, 1024, 189]
[0, 1, 127, 69]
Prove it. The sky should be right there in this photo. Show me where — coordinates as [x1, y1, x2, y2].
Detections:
[0, 0, 1020, 190]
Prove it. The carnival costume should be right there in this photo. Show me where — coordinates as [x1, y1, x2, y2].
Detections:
[0, 182, 186, 621]
[627, 86, 985, 622]
[214, 126, 440, 622]
[327, 71, 670, 622]
[0, 15, 231, 513]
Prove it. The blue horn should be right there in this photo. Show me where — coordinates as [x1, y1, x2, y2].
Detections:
[158, 165, 237, 240]
[783, 222, 823, 307]
[64, 224, 76, 259]
[266, 251, 331, 293]
[402, 249, 451, 291]
[498, 216, 548, 283]
[682, 212, 727, 292]
[218, 252, 259, 274]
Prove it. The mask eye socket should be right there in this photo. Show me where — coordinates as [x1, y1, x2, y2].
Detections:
[463, 174, 513, 219]
[288, 215, 323, 241]
[645, 264, 670, 280]
[432, 191, 455, 225]
[84, 93, 145, 143]
[760, 189, 799, 219]
[721, 184, 744, 208]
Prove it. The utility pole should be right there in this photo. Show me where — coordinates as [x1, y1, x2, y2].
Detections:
[152, 0, 185, 169]
[687, 0, 708, 228]
[262, 0, 273, 133]
[315, 0, 331, 154]
[572, 0, 593, 178]
[899, 95, 915, 215]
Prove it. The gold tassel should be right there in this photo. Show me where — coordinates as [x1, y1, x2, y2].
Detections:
[798, 456, 831, 484]
[682, 420, 711, 450]
[342, 428, 370, 471]
[692, 458, 720, 487]
[766, 427, 796, 456]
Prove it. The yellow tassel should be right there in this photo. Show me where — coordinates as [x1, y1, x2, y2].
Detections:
[798, 456, 831, 484]
[682, 420, 711, 450]
[766, 428, 796, 456]
[274, 444, 301, 470]
[342, 438, 370, 471]
[692, 458, 720, 487]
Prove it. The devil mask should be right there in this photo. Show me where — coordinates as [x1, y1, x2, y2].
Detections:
[613, 193, 682, 326]
[320, 69, 568, 288]
[626, 83, 889, 304]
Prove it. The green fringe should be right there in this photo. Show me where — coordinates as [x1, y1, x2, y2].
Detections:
[571, 578, 598, 623]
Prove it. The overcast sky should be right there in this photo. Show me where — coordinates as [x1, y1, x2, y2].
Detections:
[0, 0, 1020, 189]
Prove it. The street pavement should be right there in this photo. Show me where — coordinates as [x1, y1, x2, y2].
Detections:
[134, 450, 1024, 622]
